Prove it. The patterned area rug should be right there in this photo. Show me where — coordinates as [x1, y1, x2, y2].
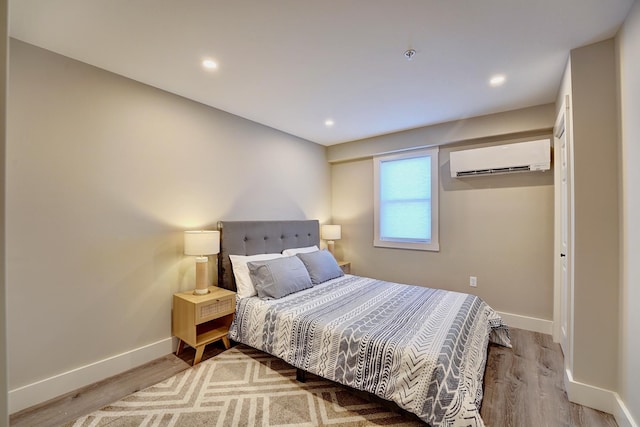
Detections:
[67, 345, 424, 426]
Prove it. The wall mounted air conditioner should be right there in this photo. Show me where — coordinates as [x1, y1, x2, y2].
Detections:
[449, 139, 550, 178]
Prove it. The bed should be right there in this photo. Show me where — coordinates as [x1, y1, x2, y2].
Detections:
[218, 220, 511, 427]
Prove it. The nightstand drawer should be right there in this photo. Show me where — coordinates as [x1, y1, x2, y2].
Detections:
[196, 296, 234, 324]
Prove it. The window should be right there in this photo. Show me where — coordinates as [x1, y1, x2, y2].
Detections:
[374, 147, 439, 251]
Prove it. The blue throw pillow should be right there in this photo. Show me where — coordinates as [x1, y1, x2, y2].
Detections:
[296, 249, 345, 285]
[248, 256, 313, 299]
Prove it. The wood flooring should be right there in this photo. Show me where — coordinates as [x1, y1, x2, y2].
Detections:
[480, 328, 617, 427]
[10, 329, 617, 427]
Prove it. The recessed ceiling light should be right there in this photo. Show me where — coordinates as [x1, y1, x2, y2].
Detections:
[202, 59, 218, 70]
[489, 74, 506, 87]
[324, 119, 335, 127]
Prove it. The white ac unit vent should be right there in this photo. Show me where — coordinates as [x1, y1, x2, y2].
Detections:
[449, 139, 550, 178]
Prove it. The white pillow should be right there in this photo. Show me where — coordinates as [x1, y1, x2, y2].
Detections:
[229, 253, 284, 298]
[282, 245, 319, 256]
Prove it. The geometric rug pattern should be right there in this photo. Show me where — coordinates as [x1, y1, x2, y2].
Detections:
[66, 345, 424, 426]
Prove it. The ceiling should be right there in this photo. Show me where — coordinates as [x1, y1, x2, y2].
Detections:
[9, 0, 635, 146]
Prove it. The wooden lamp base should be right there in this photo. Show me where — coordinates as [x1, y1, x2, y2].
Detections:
[327, 240, 336, 257]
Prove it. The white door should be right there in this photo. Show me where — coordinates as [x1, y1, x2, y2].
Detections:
[554, 96, 572, 365]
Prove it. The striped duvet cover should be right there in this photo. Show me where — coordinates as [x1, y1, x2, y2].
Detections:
[229, 275, 511, 426]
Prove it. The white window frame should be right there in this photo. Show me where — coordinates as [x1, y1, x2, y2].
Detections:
[373, 147, 439, 251]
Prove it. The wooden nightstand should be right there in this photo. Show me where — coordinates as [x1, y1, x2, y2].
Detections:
[172, 286, 236, 365]
[338, 261, 351, 274]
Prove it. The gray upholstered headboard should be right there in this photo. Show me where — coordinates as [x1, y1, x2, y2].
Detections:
[217, 220, 320, 291]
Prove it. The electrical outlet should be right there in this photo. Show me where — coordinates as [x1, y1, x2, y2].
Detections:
[469, 276, 477, 287]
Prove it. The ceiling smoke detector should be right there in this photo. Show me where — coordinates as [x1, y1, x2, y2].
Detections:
[404, 49, 416, 61]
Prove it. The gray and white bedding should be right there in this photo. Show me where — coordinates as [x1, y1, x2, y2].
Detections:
[229, 274, 511, 427]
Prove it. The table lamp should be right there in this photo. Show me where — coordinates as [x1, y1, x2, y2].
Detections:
[321, 224, 341, 257]
[184, 230, 220, 295]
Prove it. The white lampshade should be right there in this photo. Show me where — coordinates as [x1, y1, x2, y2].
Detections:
[184, 230, 220, 256]
[321, 224, 341, 241]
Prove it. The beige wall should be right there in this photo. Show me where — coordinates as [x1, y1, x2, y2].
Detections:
[0, 0, 7, 424]
[6, 39, 330, 410]
[617, 1, 640, 421]
[569, 39, 619, 391]
[329, 112, 555, 320]
[328, 104, 555, 163]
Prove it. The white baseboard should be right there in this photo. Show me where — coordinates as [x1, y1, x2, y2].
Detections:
[613, 393, 638, 427]
[9, 337, 174, 414]
[565, 368, 615, 414]
[564, 368, 638, 427]
[497, 311, 553, 335]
